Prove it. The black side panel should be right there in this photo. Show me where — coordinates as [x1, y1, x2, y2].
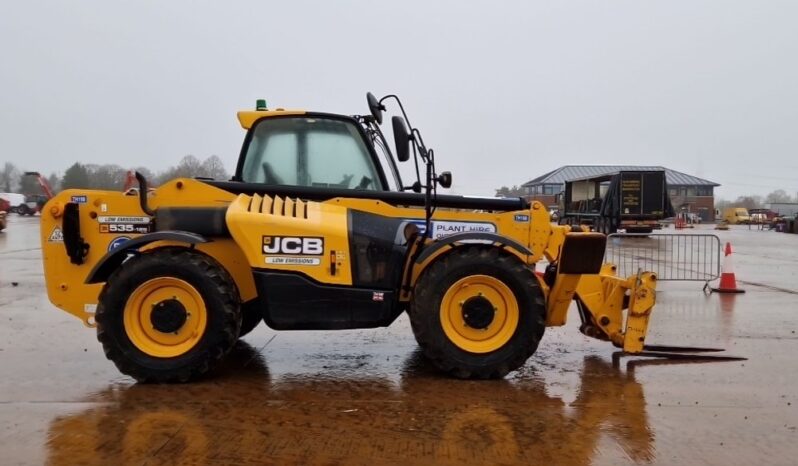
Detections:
[204, 180, 528, 212]
[559, 233, 607, 275]
[348, 210, 407, 289]
[641, 172, 665, 215]
[620, 172, 643, 216]
[414, 232, 533, 264]
[601, 174, 621, 218]
[254, 271, 402, 330]
[155, 207, 229, 237]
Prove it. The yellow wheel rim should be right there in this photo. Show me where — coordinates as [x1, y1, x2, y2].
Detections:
[123, 277, 207, 358]
[439, 275, 519, 354]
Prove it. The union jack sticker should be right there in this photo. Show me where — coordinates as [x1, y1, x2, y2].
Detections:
[372, 292, 385, 302]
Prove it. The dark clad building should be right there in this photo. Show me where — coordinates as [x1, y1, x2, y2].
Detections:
[521, 165, 720, 221]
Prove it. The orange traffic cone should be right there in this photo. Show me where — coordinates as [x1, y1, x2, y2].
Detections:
[711, 242, 745, 293]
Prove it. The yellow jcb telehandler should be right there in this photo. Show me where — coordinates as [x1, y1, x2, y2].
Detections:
[38, 93, 728, 382]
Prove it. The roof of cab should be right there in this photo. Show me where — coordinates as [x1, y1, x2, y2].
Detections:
[236, 109, 307, 129]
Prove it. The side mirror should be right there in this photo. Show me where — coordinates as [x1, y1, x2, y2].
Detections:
[436, 171, 452, 189]
[392, 116, 411, 162]
[366, 92, 384, 124]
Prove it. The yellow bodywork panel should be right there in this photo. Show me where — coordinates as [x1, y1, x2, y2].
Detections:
[39, 179, 255, 326]
[545, 274, 582, 326]
[236, 110, 306, 129]
[621, 272, 657, 353]
[563, 264, 658, 352]
[226, 194, 354, 285]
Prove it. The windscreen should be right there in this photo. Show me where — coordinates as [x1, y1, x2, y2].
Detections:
[241, 117, 383, 190]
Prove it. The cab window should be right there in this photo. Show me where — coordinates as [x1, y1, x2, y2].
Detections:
[241, 117, 383, 190]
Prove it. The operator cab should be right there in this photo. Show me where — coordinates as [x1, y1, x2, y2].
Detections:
[234, 105, 403, 192]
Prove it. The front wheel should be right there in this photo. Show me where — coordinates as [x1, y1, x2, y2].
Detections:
[96, 248, 241, 383]
[409, 247, 546, 379]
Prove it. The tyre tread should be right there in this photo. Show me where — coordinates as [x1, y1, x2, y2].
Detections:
[409, 246, 545, 379]
[96, 247, 240, 383]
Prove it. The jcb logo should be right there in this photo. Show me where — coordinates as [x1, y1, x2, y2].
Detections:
[262, 236, 324, 255]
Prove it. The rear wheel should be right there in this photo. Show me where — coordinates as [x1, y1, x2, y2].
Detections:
[409, 247, 546, 379]
[96, 248, 241, 383]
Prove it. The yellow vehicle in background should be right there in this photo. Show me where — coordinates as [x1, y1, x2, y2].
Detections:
[723, 207, 751, 225]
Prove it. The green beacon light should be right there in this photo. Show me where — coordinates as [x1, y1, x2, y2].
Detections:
[256, 99, 268, 111]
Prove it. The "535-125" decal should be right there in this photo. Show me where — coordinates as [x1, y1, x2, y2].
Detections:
[100, 224, 152, 234]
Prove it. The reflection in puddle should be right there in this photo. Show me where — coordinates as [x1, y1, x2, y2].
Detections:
[46, 342, 654, 465]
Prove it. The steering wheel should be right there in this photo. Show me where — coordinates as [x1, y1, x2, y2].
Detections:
[356, 176, 373, 190]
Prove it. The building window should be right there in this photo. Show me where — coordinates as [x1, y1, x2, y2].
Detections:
[696, 187, 712, 196]
[669, 188, 677, 196]
[686, 187, 696, 197]
[544, 185, 559, 195]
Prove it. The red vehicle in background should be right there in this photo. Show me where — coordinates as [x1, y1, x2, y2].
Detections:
[18, 172, 55, 216]
[0, 198, 7, 231]
[748, 208, 778, 225]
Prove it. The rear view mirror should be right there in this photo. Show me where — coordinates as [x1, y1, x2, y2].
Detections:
[437, 171, 452, 189]
[392, 116, 410, 162]
[366, 92, 384, 124]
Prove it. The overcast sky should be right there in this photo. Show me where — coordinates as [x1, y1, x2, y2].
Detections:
[1, 1, 796, 199]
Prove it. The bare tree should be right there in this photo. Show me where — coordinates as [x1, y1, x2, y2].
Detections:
[46, 172, 60, 193]
[494, 185, 526, 198]
[174, 155, 203, 178]
[733, 195, 762, 210]
[765, 189, 793, 204]
[155, 155, 229, 184]
[43, 156, 230, 194]
[0, 162, 19, 192]
[200, 155, 229, 181]
[87, 164, 127, 190]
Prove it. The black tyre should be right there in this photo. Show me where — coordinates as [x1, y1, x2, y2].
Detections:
[238, 303, 263, 338]
[409, 246, 546, 379]
[96, 248, 241, 383]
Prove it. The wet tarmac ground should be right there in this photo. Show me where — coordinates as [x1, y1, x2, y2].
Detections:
[1, 216, 797, 465]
